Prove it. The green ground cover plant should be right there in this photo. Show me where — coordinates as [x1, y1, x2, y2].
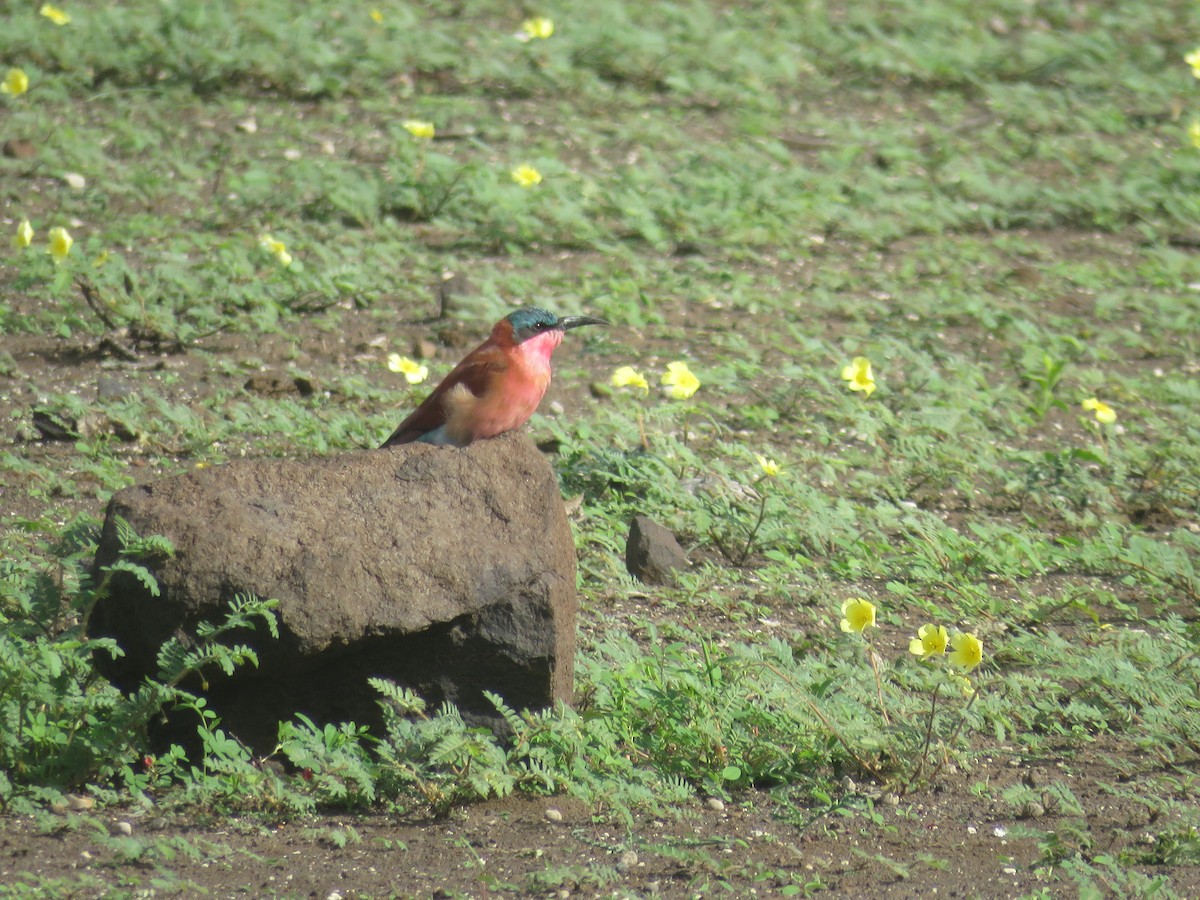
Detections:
[2, 0, 1199, 895]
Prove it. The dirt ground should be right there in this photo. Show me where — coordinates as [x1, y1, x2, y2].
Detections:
[1, 736, 1194, 898]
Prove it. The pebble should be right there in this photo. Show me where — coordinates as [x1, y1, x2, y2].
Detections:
[63, 172, 86, 190]
[1021, 801, 1046, 819]
[705, 798, 725, 813]
[67, 794, 95, 811]
[544, 807, 563, 823]
[616, 849, 638, 870]
[114, 821, 133, 836]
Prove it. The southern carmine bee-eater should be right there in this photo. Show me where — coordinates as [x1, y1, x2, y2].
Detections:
[380, 306, 607, 448]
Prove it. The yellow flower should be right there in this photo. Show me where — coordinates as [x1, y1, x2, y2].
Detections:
[387, 354, 429, 385]
[258, 233, 293, 268]
[611, 365, 649, 393]
[908, 623, 948, 658]
[518, 16, 555, 40]
[1081, 397, 1115, 425]
[755, 454, 781, 478]
[1190, 121, 1200, 150]
[1, 68, 29, 97]
[369, 8, 383, 23]
[403, 119, 435, 140]
[40, 3, 71, 25]
[661, 361, 700, 400]
[839, 597, 877, 634]
[47, 226, 72, 263]
[948, 632, 983, 673]
[1186, 48, 1200, 77]
[841, 356, 876, 397]
[511, 164, 543, 188]
[13, 219, 34, 249]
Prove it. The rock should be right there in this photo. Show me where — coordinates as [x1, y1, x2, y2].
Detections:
[2, 138, 37, 159]
[32, 409, 79, 441]
[625, 516, 688, 585]
[412, 338, 438, 360]
[89, 432, 577, 752]
[435, 272, 473, 316]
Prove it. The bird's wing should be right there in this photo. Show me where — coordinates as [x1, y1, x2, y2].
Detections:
[380, 345, 507, 447]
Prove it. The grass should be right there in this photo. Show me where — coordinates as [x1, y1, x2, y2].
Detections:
[3, 0, 1200, 895]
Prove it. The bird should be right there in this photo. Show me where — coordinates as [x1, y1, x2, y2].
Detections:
[381, 306, 607, 448]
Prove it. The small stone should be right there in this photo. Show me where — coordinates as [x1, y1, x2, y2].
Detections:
[33, 409, 79, 441]
[625, 516, 689, 586]
[706, 798, 725, 812]
[63, 172, 86, 190]
[237, 118, 258, 134]
[284, 148, 302, 161]
[544, 807, 563, 823]
[114, 821, 133, 836]
[1020, 801, 1046, 819]
[547, 400, 565, 416]
[616, 849, 638, 870]
[884, 793, 900, 807]
[435, 272, 472, 315]
[67, 794, 95, 811]
[2, 138, 37, 159]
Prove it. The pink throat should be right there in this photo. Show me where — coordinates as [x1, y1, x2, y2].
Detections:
[519, 329, 564, 367]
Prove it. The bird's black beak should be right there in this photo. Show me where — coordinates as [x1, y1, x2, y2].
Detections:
[558, 314, 608, 331]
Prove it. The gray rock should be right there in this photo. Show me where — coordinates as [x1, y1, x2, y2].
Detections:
[90, 432, 576, 752]
[625, 516, 689, 585]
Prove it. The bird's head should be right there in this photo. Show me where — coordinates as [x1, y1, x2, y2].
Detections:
[503, 306, 608, 343]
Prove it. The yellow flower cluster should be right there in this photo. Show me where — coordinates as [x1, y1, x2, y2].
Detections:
[907, 624, 983, 673]
[16, 221, 75, 262]
[840, 599, 985, 675]
[610, 361, 701, 401]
